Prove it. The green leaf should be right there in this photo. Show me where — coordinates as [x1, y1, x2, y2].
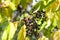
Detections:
[38, 21, 47, 33]
[2, 23, 10, 40]
[30, 1, 41, 13]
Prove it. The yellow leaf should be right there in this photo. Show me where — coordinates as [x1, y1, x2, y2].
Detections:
[5, 8, 11, 17]
[53, 30, 60, 40]
[2, 30, 8, 40]
[57, 19, 60, 29]
[11, 0, 21, 7]
[45, 0, 59, 12]
[17, 25, 26, 40]
[8, 22, 17, 40]
[56, 12, 60, 29]
[2, 22, 17, 40]
[9, 2, 16, 10]
[2, 0, 10, 7]
[0, 14, 2, 22]
[25, 37, 30, 40]
[38, 36, 49, 40]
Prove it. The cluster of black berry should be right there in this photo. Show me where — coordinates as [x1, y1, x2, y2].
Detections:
[24, 17, 39, 37]
[35, 10, 47, 24]
[23, 17, 44, 39]
[35, 10, 45, 18]
[23, 10, 47, 38]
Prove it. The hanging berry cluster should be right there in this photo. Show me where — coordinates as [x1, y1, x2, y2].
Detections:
[23, 17, 38, 37]
[23, 10, 47, 38]
[36, 10, 45, 18]
[12, 3, 47, 39]
[35, 10, 46, 24]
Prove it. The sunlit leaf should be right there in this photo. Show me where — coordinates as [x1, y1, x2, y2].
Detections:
[4, 8, 11, 17]
[17, 25, 26, 40]
[11, 0, 21, 6]
[9, 2, 16, 11]
[53, 30, 60, 40]
[2, 22, 17, 40]
[38, 36, 49, 40]
[0, 14, 2, 22]
[8, 22, 17, 40]
[2, 0, 10, 7]
[1, 7, 12, 21]
[56, 11, 60, 29]
[45, 0, 59, 12]
[2, 23, 10, 40]
[25, 37, 30, 40]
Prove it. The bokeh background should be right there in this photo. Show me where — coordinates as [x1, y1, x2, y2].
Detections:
[0, 0, 60, 40]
